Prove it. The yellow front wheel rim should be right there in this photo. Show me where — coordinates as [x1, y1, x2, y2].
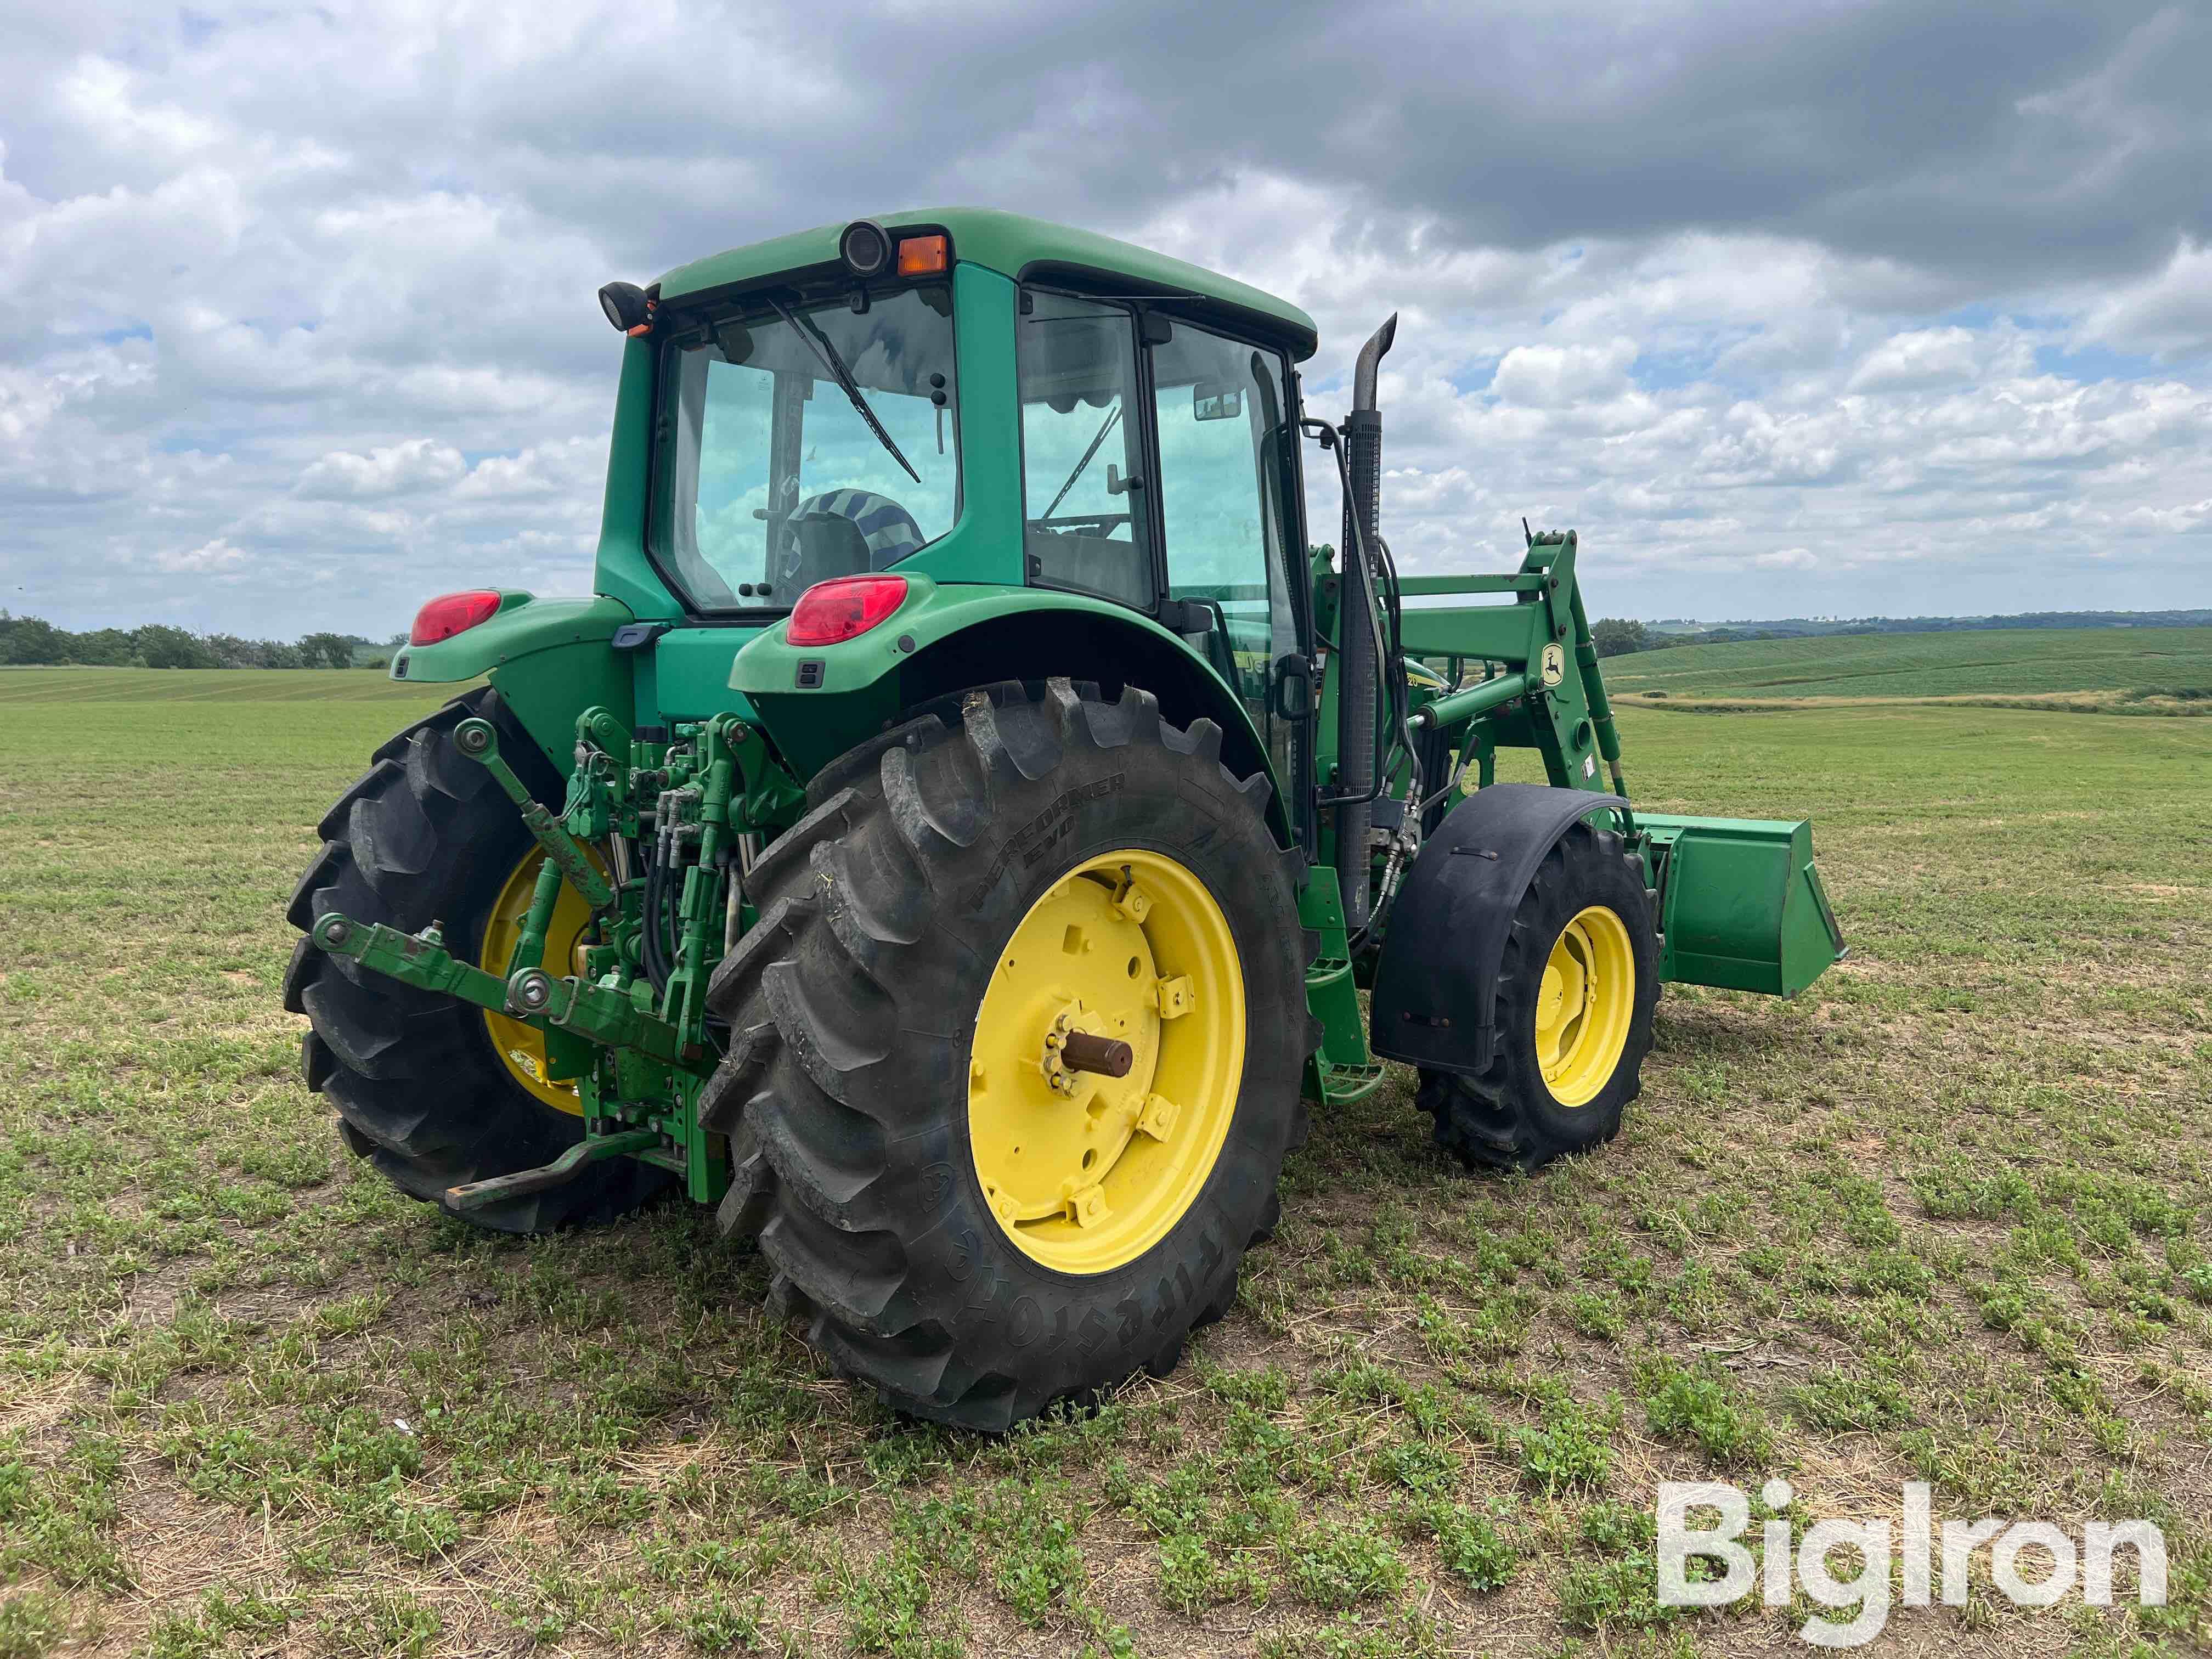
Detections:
[1534, 904, 1635, 1108]
[479, 849, 596, 1116]
[967, 849, 1246, 1276]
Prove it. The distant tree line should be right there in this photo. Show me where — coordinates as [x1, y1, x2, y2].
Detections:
[1643, 608, 2212, 644]
[1593, 617, 1750, 656]
[0, 613, 394, 670]
[1592, 608, 2212, 658]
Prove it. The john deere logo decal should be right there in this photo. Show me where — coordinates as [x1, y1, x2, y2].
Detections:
[1541, 643, 1566, 687]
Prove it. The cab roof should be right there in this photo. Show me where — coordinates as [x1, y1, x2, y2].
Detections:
[654, 207, 1319, 362]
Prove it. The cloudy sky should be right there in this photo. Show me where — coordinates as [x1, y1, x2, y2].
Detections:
[5, 1, 2209, 636]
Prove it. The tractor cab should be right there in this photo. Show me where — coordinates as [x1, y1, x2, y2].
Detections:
[606, 213, 1317, 814]
[544, 213, 1324, 798]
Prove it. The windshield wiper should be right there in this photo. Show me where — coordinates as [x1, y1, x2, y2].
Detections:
[1041, 405, 1121, 519]
[765, 295, 921, 486]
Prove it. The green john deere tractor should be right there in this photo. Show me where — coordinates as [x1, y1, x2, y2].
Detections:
[288, 210, 1844, 1428]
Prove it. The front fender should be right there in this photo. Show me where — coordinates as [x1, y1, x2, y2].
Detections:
[390, 592, 635, 776]
[1368, 783, 1629, 1078]
[729, 577, 1288, 842]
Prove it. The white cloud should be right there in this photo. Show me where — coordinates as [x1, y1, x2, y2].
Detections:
[451, 439, 599, 501]
[1846, 327, 1985, 393]
[2081, 240, 2212, 358]
[297, 439, 466, 499]
[154, 537, 247, 573]
[1490, 338, 1639, 408]
[2124, 497, 2212, 535]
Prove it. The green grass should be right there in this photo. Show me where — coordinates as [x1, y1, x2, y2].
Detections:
[2, 666, 2210, 1654]
[1600, 624, 2212, 703]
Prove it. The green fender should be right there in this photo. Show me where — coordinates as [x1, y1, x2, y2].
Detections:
[728, 574, 1290, 843]
[387, 591, 634, 777]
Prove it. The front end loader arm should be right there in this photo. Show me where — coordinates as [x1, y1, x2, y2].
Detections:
[1364, 530, 1843, 1003]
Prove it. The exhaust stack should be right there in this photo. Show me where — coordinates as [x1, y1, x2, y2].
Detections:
[1335, 314, 1396, 933]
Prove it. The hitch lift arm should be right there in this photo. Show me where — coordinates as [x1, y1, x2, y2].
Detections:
[307, 912, 712, 1075]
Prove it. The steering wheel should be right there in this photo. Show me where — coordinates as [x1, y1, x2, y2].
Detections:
[778, 489, 926, 579]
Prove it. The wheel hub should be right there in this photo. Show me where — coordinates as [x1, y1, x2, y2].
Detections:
[967, 849, 1245, 1274]
[1533, 904, 1635, 1108]
[479, 847, 597, 1116]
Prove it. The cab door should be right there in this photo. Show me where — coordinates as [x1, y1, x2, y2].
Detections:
[1144, 318, 1311, 829]
[1016, 290, 1156, 611]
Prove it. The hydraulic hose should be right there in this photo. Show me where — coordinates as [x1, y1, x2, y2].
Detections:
[640, 830, 672, 994]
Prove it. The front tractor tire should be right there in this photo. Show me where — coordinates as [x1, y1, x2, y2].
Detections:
[285, 689, 672, 1232]
[701, 679, 1315, 1430]
[1417, 821, 1660, 1173]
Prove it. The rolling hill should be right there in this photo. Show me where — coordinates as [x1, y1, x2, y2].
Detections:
[1598, 625, 2212, 704]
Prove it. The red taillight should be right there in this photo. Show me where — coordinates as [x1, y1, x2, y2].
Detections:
[786, 574, 908, 648]
[409, 590, 503, 646]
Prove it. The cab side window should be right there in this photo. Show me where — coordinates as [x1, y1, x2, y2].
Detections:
[1018, 291, 1155, 610]
[1149, 320, 1301, 776]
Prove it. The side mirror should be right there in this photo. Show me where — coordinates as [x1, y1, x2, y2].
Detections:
[712, 319, 754, 362]
[1194, 382, 1245, 421]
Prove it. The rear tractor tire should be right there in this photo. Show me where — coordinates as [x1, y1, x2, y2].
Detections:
[285, 687, 673, 1232]
[1418, 821, 1659, 1173]
[700, 679, 1316, 1430]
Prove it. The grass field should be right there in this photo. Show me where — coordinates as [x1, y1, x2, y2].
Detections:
[1598, 626, 2212, 707]
[3, 665, 2210, 1658]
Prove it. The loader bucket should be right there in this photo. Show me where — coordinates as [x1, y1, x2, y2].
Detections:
[1638, 814, 1845, 997]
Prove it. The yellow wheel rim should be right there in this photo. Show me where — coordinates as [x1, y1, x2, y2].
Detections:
[1534, 904, 1635, 1108]
[479, 848, 597, 1116]
[967, 849, 1246, 1275]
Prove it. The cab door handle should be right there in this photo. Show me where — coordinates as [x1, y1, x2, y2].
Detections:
[1268, 653, 1314, 722]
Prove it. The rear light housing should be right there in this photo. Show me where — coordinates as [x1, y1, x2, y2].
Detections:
[786, 574, 908, 648]
[409, 590, 503, 646]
